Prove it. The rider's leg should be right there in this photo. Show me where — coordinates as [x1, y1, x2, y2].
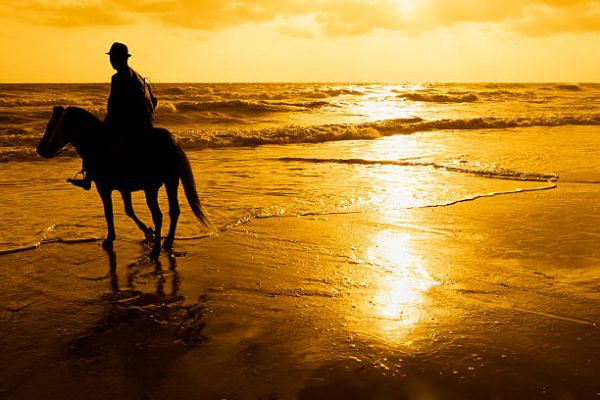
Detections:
[67, 161, 92, 190]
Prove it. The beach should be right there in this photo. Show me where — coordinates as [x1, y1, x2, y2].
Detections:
[1, 83, 600, 398]
[1, 181, 599, 399]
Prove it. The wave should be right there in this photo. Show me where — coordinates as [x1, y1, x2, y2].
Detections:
[288, 88, 365, 99]
[4, 113, 600, 162]
[175, 122, 385, 148]
[173, 100, 291, 113]
[281, 100, 334, 109]
[553, 84, 583, 91]
[399, 92, 478, 103]
[0, 98, 88, 107]
[0, 147, 40, 162]
[165, 99, 332, 114]
[409, 183, 557, 209]
[322, 88, 364, 96]
[0, 236, 100, 256]
[401, 114, 600, 131]
[278, 157, 559, 182]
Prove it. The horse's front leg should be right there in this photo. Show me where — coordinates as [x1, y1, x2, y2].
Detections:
[144, 186, 162, 260]
[98, 185, 115, 249]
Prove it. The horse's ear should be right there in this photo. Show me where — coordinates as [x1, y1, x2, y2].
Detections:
[53, 106, 64, 115]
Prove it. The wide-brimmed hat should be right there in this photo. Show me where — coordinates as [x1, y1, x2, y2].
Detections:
[106, 42, 131, 57]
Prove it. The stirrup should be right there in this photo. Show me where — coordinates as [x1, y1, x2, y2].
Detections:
[70, 169, 86, 180]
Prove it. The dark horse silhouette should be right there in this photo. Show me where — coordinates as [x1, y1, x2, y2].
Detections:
[36, 106, 210, 259]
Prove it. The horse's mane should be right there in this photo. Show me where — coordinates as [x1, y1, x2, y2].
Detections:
[63, 107, 176, 161]
[65, 107, 171, 139]
[66, 106, 103, 127]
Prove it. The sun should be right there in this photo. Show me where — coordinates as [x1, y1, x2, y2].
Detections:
[393, 0, 416, 16]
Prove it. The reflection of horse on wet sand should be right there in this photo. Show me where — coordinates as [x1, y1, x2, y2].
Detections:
[65, 248, 206, 397]
[36, 106, 210, 259]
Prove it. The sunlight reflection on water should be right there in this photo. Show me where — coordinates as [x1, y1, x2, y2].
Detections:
[365, 230, 438, 342]
[349, 86, 423, 121]
[352, 99, 416, 121]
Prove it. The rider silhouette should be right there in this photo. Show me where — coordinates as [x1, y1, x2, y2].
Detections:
[69, 42, 157, 190]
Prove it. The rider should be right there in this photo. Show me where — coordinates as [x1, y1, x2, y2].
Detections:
[68, 42, 157, 190]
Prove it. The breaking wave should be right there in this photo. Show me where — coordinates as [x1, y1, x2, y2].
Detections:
[156, 99, 335, 115]
[174, 123, 384, 148]
[553, 84, 583, 91]
[5, 113, 600, 161]
[171, 99, 303, 113]
[399, 92, 479, 103]
[402, 114, 600, 130]
[173, 113, 600, 148]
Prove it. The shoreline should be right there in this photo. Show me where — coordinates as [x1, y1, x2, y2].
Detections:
[2, 183, 599, 399]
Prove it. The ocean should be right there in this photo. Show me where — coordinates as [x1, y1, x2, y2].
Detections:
[2, 82, 600, 398]
[1, 82, 599, 253]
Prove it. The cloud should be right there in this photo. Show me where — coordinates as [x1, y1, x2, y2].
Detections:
[4, 0, 600, 36]
[312, 0, 600, 36]
[511, 1, 600, 35]
[313, 0, 415, 36]
[4, 1, 127, 26]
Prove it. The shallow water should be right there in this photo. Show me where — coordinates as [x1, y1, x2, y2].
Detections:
[2, 82, 598, 253]
[2, 121, 598, 253]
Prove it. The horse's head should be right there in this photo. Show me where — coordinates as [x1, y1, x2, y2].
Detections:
[37, 106, 103, 158]
[37, 106, 69, 158]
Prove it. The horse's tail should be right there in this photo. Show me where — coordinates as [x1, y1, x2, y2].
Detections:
[175, 145, 211, 229]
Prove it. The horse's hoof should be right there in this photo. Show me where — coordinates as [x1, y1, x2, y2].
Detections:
[145, 229, 156, 242]
[102, 238, 114, 249]
[162, 238, 174, 249]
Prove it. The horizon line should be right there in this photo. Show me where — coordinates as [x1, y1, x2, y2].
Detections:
[0, 80, 597, 85]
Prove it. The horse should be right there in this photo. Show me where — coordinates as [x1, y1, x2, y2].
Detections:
[36, 106, 210, 259]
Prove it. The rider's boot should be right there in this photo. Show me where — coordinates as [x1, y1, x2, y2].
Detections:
[67, 174, 92, 191]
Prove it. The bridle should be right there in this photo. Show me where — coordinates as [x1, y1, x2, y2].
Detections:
[42, 107, 75, 156]
[48, 107, 66, 148]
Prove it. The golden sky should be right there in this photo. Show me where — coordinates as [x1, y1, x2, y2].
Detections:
[1, 0, 599, 82]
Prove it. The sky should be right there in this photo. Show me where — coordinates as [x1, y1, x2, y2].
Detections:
[0, 0, 599, 82]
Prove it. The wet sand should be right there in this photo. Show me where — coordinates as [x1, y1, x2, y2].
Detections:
[1, 183, 599, 399]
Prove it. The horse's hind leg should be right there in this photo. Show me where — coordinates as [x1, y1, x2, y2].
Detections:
[98, 185, 115, 249]
[163, 177, 180, 249]
[120, 191, 152, 241]
[144, 186, 162, 260]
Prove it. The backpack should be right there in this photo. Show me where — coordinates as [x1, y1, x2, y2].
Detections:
[131, 69, 157, 123]
[142, 77, 157, 122]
